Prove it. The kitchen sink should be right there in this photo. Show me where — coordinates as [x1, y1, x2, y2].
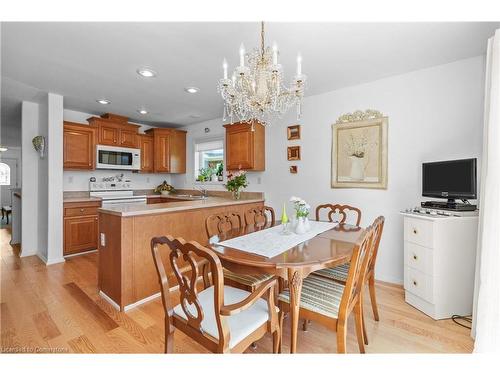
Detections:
[172, 194, 207, 200]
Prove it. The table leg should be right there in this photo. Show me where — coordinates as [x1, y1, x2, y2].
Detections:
[288, 268, 303, 353]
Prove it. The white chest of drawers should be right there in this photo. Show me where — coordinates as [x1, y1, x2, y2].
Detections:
[401, 212, 478, 320]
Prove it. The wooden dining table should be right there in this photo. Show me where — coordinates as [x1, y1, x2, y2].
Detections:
[209, 222, 366, 353]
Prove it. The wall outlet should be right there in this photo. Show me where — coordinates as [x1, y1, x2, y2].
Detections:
[257, 176, 262, 184]
[146, 177, 150, 183]
[68, 176, 73, 183]
[100, 233, 106, 247]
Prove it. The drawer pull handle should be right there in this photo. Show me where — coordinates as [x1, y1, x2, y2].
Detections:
[413, 228, 417, 234]
[413, 280, 417, 286]
[413, 255, 418, 260]
[80, 209, 84, 212]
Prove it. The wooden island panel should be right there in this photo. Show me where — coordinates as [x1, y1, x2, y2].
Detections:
[98, 200, 264, 311]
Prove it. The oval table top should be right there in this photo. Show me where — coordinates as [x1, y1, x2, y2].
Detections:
[209, 222, 365, 275]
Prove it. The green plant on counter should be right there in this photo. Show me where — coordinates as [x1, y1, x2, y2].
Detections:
[197, 167, 213, 182]
[154, 180, 175, 193]
[216, 163, 224, 177]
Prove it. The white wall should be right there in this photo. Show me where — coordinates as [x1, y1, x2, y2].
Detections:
[173, 56, 485, 284]
[20, 101, 39, 257]
[63, 109, 175, 191]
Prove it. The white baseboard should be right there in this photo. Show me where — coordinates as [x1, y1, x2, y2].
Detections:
[124, 292, 162, 312]
[64, 249, 98, 258]
[99, 290, 121, 311]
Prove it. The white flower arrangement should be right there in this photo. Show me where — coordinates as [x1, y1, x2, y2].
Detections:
[289, 196, 310, 218]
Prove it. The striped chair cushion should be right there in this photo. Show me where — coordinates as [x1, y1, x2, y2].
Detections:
[223, 269, 274, 287]
[312, 263, 350, 282]
[278, 274, 345, 319]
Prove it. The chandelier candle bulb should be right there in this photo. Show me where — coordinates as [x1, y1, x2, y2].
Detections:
[223, 58, 228, 79]
[296, 53, 302, 76]
[239, 43, 245, 67]
[272, 42, 278, 65]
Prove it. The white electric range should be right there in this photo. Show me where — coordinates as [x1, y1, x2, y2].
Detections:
[89, 180, 146, 207]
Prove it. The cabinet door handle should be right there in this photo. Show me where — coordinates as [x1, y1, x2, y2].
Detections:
[413, 228, 418, 235]
[413, 254, 418, 260]
[413, 280, 417, 286]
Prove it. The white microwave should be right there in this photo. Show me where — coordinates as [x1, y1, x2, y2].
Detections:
[96, 145, 141, 171]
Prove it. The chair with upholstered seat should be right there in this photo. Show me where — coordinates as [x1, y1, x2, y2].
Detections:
[313, 214, 385, 327]
[278, 223, 376, 353]
[206, 212, 274, 291]
[244, 206, 276, 228]
[151, 235, 280, 353]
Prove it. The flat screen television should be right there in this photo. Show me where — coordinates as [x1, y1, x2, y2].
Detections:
[422, 158, 477, 201]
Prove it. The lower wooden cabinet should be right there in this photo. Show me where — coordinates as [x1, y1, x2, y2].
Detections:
[63, 201, 101, 256]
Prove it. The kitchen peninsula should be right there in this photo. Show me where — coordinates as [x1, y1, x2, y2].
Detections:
[97, 193, 264, 311]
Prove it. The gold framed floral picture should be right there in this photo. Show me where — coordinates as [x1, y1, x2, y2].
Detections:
[331, 110, 388, 189]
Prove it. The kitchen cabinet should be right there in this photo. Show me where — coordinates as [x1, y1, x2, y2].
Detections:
[145, 128, 187, 173]
[139, 134, 154, 173]
[63, 201, 101, 256]
[224, 121, 265, 171]
[63, 122, 97, 170]
[88, 115, 139, 148]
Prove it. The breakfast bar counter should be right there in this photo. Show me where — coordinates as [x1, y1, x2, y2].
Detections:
[97, 194, 264, 311]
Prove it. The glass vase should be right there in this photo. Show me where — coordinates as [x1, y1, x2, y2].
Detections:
[232, 189, 241, 200]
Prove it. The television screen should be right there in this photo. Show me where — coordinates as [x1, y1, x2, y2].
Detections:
[422, 158, 477, 199]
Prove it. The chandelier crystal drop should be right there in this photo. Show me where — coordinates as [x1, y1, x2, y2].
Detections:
[218, 22, 307, 126]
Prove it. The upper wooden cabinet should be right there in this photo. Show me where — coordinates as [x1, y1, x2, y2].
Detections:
[88, 115, 140, 148]
[139, 134, 154, 173]
[224, 121, 265, 171]
[145, 128, 187, 173]
[63, 122, 97, 170]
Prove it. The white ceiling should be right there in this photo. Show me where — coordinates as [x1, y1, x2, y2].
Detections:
[1, 22, 499, 141]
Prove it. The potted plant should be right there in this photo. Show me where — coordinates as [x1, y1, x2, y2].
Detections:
[197, 168, 211, 182]
[154, 180, 175, 196]
[225, 170, 248, 200]
[216, 163, 224, 182]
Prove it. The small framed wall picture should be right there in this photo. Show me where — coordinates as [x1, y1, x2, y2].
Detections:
[287, 146, 301, 161]
[289, 165, 298, 174]
[287, 125, 301, 140]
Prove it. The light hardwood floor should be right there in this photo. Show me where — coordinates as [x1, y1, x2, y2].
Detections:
[0, 228, 473, 353]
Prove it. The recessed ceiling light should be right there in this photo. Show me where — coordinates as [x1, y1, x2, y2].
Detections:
[184, 87, 200, 94]
[96, 99, 111, 105]
[137, 68, 157, 78]
[137, 109, 148, 115]
[190, 114, 201, 118]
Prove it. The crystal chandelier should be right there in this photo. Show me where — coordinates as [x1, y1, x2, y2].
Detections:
[218, 22, 307, 126]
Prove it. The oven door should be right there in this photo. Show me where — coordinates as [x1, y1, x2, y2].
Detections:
[96, 145, 141, 170]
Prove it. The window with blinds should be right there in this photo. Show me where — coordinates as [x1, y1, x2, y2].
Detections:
[194, 139, 224, 182]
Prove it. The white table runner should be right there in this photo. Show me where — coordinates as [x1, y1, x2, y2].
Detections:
[216, 220, 337, 258]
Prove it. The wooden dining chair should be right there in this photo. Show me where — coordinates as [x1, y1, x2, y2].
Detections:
[150, 235, 280, 353]
[312, 216, 385, 346]
[244, 206, 276, 228]
[205, 212, 274, 292]
[315, 203, 362, 226]
[278, 224, 376, 353]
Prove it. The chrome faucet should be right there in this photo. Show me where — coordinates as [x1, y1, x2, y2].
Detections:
[193, 186, 208, 199]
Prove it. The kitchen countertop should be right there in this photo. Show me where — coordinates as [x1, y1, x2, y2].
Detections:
[98, 196, 265, 217]
[63, 196, 102, 203]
